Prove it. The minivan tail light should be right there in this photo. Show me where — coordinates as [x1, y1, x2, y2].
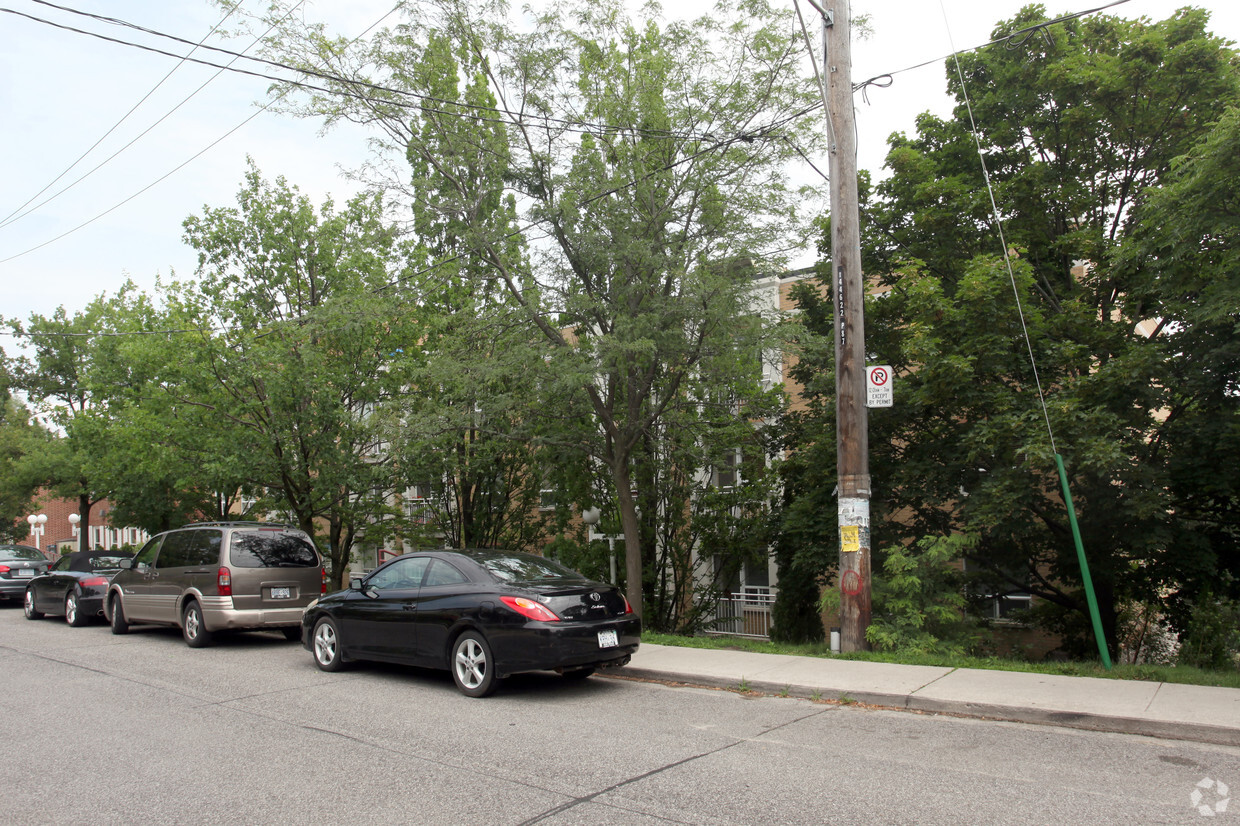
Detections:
[500, 596, 561, 622]
[217, 567, 232, 597]
[321, 567, 328, 594]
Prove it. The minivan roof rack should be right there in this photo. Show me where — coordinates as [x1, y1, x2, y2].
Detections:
[188, 521, 301, 529]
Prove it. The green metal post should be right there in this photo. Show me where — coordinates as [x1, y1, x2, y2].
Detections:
[1054, 454, 1112, 669]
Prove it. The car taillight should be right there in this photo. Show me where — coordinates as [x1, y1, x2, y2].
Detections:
[0, 566, 9, 574]
[622, 595, 634, 615]
[217, 567, 232, 597]
[500, 596, 560, 622]
[321, 567, 328, 594]
[79, 576, 108, 588]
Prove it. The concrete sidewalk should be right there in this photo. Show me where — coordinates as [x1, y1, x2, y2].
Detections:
[608, 643, 1240, 747]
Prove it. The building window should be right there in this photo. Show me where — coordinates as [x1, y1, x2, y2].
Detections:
[538, 472, 558, 511]
[964, 559, 1033, 624]
[987, 593, 1033, 622]
[713, 448, 742, 491]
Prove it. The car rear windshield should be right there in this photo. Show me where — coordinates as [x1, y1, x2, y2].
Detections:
[1, 546, 45, 561]
[476, 553, 588, 585]
[85, 555, 131, 570]
[229, 531, 319, 568]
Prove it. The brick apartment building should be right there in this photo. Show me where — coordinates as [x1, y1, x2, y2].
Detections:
[20, 491, 149, 560]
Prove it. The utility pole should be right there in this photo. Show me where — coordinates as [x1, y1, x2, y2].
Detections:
[822, 0, 871, 651]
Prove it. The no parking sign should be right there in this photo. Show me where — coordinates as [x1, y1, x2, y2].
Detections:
[866, 365, 893, 407]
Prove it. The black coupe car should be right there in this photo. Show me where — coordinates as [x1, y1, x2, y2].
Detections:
[303, 549, 641, 697]
[24, 550, 134, 626]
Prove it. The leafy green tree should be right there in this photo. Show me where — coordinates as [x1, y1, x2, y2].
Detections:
[771, 264, 837, 643]
[376, 30, 555, 554]
[146, 164, 414, 586]
[0, 395, 54, 542]
[59, 283, 232, 535]
[5, 295, 137, 546]
[785, 5, 1240, 656]
[254, 0, 819, 620]
[1114, 104, 1240, 625]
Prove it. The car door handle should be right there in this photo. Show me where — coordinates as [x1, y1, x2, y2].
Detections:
[402, 605, 417, 611]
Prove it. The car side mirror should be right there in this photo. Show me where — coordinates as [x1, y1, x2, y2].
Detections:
[118, 559, 133, 569]
[349, 576, 364, 591]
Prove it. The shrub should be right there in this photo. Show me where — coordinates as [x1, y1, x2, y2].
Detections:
[862, 534, 980, 656]
[1176, 587, 1240, 671]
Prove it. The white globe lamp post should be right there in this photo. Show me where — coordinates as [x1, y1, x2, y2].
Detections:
[27, 513, 48, 556]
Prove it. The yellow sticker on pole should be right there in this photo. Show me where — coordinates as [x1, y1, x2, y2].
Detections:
[840, 525, 860, 553]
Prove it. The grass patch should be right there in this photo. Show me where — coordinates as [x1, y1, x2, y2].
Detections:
[641, 632, 1240, 690]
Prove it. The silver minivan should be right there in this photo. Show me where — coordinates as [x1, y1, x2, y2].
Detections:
[103, 522, 325, 647]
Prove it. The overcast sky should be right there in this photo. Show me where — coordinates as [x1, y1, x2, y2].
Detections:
[2, 0, 1237, 347]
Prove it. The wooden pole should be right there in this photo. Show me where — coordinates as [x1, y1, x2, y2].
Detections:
[823, 0, 872, 651]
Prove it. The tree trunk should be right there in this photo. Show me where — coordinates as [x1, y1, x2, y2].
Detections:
[613, 459, 644, 619]
[78, 492, 91, 551]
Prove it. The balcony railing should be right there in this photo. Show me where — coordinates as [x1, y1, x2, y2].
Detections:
[704, 587, 777, 639]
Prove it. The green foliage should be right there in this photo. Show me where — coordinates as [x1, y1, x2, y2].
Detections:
[778, 4, 1240, 656]
[0, 396, 53, 542]
[139, 163, 415, 586]
[4, 290, 147, 538]
[772, 272, 837, 643]
[863, 536, 980, 656]
[252, 0, 820, 620]
[1176, 584, 1240, 671]
[769, 561, 825, 644]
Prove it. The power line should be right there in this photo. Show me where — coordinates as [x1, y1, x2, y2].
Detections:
[0, 2, 815, 269]
[853, 0, 1133, 95]
[7, 2, 732, 144]
[0, 2, 404, 265]
[0, 2, 246, 230]
[4, 98, 817, 341]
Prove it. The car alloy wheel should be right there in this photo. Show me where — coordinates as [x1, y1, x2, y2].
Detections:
[65, 593, 88, 627]
[182, 601, 213, 648]
[451, 631, 499, 698]
[24, 589, 43, 620]
[312, 618, 346, 672]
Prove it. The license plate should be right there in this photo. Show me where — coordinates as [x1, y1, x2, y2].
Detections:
[270, 587, 291, 599]
[598, 629, 618, 648]
[16, 569, 34, 578]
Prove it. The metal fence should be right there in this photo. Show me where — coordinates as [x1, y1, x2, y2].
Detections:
[704, 587, 777, 639]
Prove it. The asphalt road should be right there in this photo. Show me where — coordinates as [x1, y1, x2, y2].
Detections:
[2, 604, 1237, 825]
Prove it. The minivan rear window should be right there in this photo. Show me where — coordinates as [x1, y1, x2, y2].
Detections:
[229, 531, 319, 568]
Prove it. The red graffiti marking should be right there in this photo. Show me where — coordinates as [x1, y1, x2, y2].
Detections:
[841, 570, 863, 596]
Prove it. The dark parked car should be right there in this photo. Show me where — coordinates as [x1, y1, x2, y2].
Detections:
[24, 551, 134, 626]
[303, 549, 641, 697]
[0, 545, 50, 603]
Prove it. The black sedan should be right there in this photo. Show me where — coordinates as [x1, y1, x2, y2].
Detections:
[24, 550, 134, 626]
[302, 549, 641, 697]
[0, 544, 50, 603]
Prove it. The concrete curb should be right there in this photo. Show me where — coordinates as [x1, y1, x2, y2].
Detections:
[611, 666, 1240, 748]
